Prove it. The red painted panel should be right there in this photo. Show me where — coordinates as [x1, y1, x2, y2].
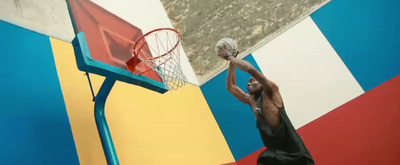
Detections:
[236, 147, 264, 165]
[236, 75, 400, 165]
[67, 0, 161, 82]
[298, 75, 400, 165]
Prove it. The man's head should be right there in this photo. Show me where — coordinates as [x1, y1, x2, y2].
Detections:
[247, 77, 263, 95]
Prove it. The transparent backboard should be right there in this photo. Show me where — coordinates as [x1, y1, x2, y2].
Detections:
[66, 0, 167, 93]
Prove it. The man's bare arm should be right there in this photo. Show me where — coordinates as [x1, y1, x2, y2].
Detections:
[227, 63, 250, 104]
[227, 56, 277, 93]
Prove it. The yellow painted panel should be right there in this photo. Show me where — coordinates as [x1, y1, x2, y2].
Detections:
[50, 37, 235, 165]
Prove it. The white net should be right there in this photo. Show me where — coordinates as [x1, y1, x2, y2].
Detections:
[132, 28, 187, 90]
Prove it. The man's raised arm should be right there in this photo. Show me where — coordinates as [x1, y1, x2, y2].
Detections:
[226, 62, 250, 104]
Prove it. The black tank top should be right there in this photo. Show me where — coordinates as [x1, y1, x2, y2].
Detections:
[255, 94, 315, 164]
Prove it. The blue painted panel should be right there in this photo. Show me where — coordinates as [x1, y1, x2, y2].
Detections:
[200, 55, 264, 160]
[311, 0, 400, 91]
[0, 21, 79, 165]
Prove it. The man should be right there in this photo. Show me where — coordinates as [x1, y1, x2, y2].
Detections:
[216, 38, 315, 165]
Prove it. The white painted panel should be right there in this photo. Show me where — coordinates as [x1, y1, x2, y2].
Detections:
[0, 0, 75, 41]
[91, 0, 199, 86]
[252, 17, 364, 128]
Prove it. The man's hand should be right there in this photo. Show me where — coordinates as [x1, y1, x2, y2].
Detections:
[217, 45, 238, 60]
[217, 46, 230, 60]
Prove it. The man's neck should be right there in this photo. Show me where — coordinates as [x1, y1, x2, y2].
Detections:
[252, 90, 263, 99]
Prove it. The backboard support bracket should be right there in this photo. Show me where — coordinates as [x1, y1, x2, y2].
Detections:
[84, 72, 96, 102]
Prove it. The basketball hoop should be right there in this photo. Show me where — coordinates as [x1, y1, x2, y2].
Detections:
[126, 28, 187, 90]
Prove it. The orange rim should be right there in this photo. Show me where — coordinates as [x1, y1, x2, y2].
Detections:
[132, 28, 180, 60]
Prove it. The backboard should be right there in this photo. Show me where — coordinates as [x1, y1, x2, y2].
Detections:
[66, 0, 168, 93]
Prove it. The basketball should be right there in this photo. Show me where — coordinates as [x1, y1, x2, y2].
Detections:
[215, 37, 239, 58]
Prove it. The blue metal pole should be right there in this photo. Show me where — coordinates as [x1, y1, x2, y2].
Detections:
[94, 77, 119, 165]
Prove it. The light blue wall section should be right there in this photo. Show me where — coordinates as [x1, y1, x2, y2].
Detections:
[0, 21, 79, 165]
[311, 0, 400, 91]
[200, 55, 264, 160]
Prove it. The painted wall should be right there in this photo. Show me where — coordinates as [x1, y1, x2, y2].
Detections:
[0, 0, 199, 85]
[200, 16, 364, 161]
[201, 0, 400, 164]
[0, 0, 331, 87]
[252, 17, 364, 129]
[0, 19, 234, 165]
[311, 0, 400, 91]
[1, 0, 399, 164]
[0, 0, 228, 164]
[51, 37, 234, 165]
[0, 21, 79, 165]
[0, 0, 75, 41]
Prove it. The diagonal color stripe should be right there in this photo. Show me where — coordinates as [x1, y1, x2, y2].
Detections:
[298, 74, 400, 165]
[311, 0, 400, 91]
